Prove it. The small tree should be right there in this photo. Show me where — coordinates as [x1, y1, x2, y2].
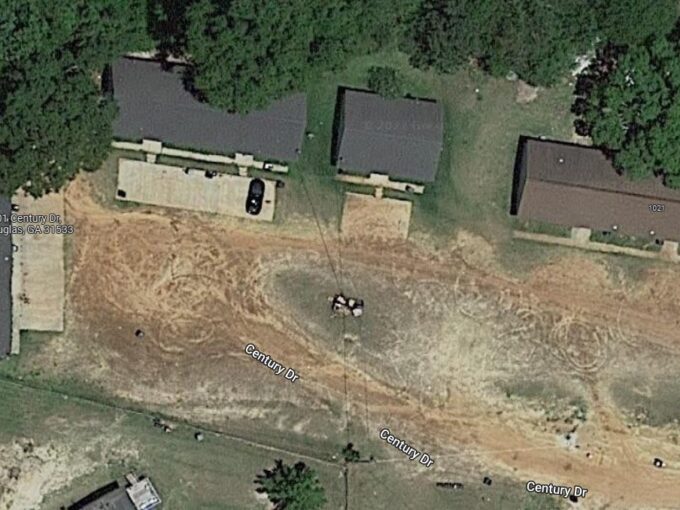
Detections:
[255, 460, 327, 510]
[367, 66, 404, 98]
[341, 442, 361, 463]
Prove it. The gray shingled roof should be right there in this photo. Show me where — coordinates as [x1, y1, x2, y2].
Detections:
[336, 89, 444, 183]
[112, 58, 307, 162]
[513, 137, 680, 241]
[0, 197, 12, 358]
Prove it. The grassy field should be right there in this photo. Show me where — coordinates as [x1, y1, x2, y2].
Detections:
[0, 378, 346, 510]
[0, 378, 567, 510]
[610, 376, 680, 428]
[348, 462, 565, 510]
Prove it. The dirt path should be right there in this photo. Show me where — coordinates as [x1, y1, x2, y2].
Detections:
[61, 178, 680, 509]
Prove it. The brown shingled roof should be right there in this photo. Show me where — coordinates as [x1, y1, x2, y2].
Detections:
[513, 138, 680, 241]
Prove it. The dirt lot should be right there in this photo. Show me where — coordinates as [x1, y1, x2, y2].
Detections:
[341, 192, 412, 240]
[7, 173, 668, 509]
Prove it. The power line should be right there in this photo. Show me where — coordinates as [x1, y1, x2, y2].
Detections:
[298, 173, 342, 291]
[0, 375, 338, 467]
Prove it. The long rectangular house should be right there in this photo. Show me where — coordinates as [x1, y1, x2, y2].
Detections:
[110, 58, 307, 163]
[511, 137, 680, 241]
[0, 197, 11, 358]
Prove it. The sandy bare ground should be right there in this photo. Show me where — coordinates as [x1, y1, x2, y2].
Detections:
[0, 433, 138, 510]
[45, 176, 680, 509]
[341, 192, 411, 240]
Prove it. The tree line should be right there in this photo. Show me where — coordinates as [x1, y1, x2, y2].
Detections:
[2, 0, 679, 197]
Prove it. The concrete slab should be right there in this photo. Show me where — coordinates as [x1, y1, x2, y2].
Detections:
[341, 192, 411, 240]
[111, 139, 289, 173]
[336, 172, 425, 194]
[12, 191, 66, 333]
[660, 241, 679, 261]
[570, 227, 592, 245]
[116, 159, 276, 222]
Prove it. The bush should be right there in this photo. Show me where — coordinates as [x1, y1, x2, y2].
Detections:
[367, 66, 404, 98]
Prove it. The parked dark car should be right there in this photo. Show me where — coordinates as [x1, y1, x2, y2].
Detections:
[246, 178, 265, 215]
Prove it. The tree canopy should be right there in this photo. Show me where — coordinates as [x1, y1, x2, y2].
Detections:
[573, 37, 680, 186]
[406, 0, 496, 73]
[0, 0, 151, 196]
[483, 0, 595, 86]
[184, 0, 416, 112]
[405, 0, 678, 86]
[255, 460, 326, 510]
[593, 0, 678, 47]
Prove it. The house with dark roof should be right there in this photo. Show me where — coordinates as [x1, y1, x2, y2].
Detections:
[0, 197, 12, 359]
[511, 136, 680, 241]
[65, 474, 161, 510]
[66, 481, 135, 510]
[110, 58, 307, 162]
[333, 89, 444, 185]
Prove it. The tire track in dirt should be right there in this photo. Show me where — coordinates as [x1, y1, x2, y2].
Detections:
[63, 178, 680, 508]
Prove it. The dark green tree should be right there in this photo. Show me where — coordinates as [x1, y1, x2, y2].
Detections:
[367, 66, 404, 98]
[0, 0, 151, 196]
[482, 0, 596, 86]
[255, 460, 327, 510]
[573, 37, 680, 185]
[593, 0, 678, 47]
[147, 0, 192, 56]
[185, 0, 411, 112]
[0, 66, 116, 196]
[341, 442, 361, 463]
[406, 0, 496, 73]
[407, 0, 598, 86]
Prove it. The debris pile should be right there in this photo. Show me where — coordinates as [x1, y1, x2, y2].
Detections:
[330, 294, 364, 318]
[435, 482, 464, 490]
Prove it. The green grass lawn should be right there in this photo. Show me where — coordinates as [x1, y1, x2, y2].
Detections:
[0, 378, 567, 510]
[0, 379, 345, 510]
[410, 66, 574, 238]
[348, 462, 565, 510]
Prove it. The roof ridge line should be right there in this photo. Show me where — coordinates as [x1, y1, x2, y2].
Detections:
[343, 127, 443, 146]
[533, 177, 680, 205]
